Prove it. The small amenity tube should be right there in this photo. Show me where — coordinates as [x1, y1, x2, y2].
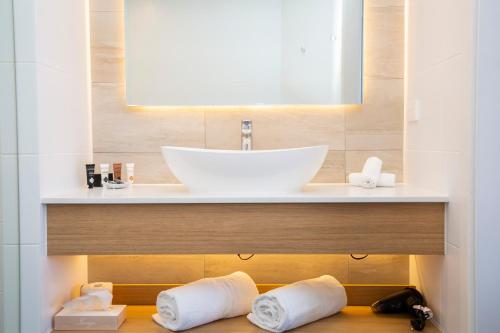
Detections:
[126, 163, 135, 184]
[86, 164, 95, 189]
[113, 163, 122, 180]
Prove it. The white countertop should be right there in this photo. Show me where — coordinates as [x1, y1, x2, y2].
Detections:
[41, 183, 448, 204]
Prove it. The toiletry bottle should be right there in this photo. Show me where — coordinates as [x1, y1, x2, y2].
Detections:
[126, 163, 135, 184]
[86, 164, 95, 189]
[100, 163, 110, 183]
[113, 163, 122, 181]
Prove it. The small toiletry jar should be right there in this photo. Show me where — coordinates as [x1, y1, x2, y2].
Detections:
[94, 174, 102, 187]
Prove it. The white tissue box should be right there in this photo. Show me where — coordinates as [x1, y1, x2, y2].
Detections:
[54, 305, 126, 331]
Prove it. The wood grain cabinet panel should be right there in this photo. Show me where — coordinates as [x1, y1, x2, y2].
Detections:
[47, 203, 445, 255]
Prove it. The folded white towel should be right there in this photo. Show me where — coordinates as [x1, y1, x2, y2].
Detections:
[63, 290, 113, 311]
[247, 275, 347, 333]
[81, 282, 113, 295]
[377, 172, 396, 187]
[349, 172, 396, 188]
[360, 156, 383, 188]
[153, 271, 258, 331]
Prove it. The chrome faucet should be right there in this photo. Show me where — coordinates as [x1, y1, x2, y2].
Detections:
[241, 120, 252, 151]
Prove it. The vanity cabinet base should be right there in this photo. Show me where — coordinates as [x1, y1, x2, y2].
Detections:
[47, 203, 445, 255]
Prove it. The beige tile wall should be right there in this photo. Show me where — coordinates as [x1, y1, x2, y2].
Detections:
[89, 0, 406, 285]
[89, 254, 409, 285]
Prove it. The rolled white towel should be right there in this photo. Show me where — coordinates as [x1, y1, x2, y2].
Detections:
[348, 173, 376, 188]
[247, 275, 347, 333]
[349, 172, 396, 188]
[361, 156, 383, 188]
[377, 172, 396, 187]
[153, 271, 258, 331]
[63, 290, 113, 311]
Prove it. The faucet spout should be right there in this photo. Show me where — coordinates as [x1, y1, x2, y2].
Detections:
[241, 120, 252, 151]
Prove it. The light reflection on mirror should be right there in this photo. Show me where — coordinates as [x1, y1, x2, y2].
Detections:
[125, 0, 363, 106]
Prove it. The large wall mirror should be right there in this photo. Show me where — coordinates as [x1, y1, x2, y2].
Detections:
[125, 0, 364, 106]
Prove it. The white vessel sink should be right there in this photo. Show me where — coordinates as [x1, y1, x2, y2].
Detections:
[161, 146, 328, 195]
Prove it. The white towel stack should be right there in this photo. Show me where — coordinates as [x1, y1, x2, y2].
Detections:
[247, 275, 347, 333]
[63, 290, 113, 311]
[153, 271, 258, 331]
[348, 156, 396, 188]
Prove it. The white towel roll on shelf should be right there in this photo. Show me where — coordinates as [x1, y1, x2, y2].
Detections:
[247, 275, 347, 333]
[153, 271, 258, 331]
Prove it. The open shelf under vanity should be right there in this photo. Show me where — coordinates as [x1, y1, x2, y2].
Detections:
[51, 305, 440, 333]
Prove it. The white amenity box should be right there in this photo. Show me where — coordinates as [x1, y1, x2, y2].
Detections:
[54, 305, 126, 331]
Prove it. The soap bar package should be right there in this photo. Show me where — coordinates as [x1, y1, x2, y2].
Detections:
[54, 305, 126, 331]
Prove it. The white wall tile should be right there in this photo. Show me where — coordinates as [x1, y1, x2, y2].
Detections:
[0, 292, 2, 332]
[18, 155, 41, 244]
[15, 63, 38, 155]
[35, 0, 88, 72]
[411, 255, 444, 322]
[39, 153, 89, 195]
[41, 255, 87, 333]
[406, 0, 475, 331]
[37, 63, 91, 156]
[0, 0, 15, 62]
[407, 0, 472, 70]
[12, 0, 37, 62]
[443, 152, 472, 248]
[441, 243, 469, 333]
[0, 155, 19, 245]
[2, 245, 20, 333]
[0, 246, 3, 291]
[0, 63, 18, 155]
[20, 244, 41, 333]
[406, 55, 471, 153]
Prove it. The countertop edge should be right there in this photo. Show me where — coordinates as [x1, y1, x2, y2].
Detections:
[41, 184, 449, 204]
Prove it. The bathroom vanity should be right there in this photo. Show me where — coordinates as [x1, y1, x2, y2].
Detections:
[43, 184, 447, 256]
[44, 183, 445, 333]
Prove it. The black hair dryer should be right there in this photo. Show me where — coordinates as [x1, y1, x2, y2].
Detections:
[371, 288, 434, 331]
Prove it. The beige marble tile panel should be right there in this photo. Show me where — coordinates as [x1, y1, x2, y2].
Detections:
[345, 150, 403, 181]
[92, 84, 206, 153]
[91, 83, 126, 114]
[205, 255, 349, 284]
[90, 11, 124, 51]
[93, 152, 180, 184]
[366, 0, 404, 7]
[312, 151, 346, 183]
[88, 255, 205, 284]
[90, 11, 125, 83]
[346, 77, 404, 131]
[205, 107, 346, 150]
[90, 0, 124, 12]
[346, 130, 403, 151]
[364, 5, 404, 79]
[348, 255, 409, 284]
